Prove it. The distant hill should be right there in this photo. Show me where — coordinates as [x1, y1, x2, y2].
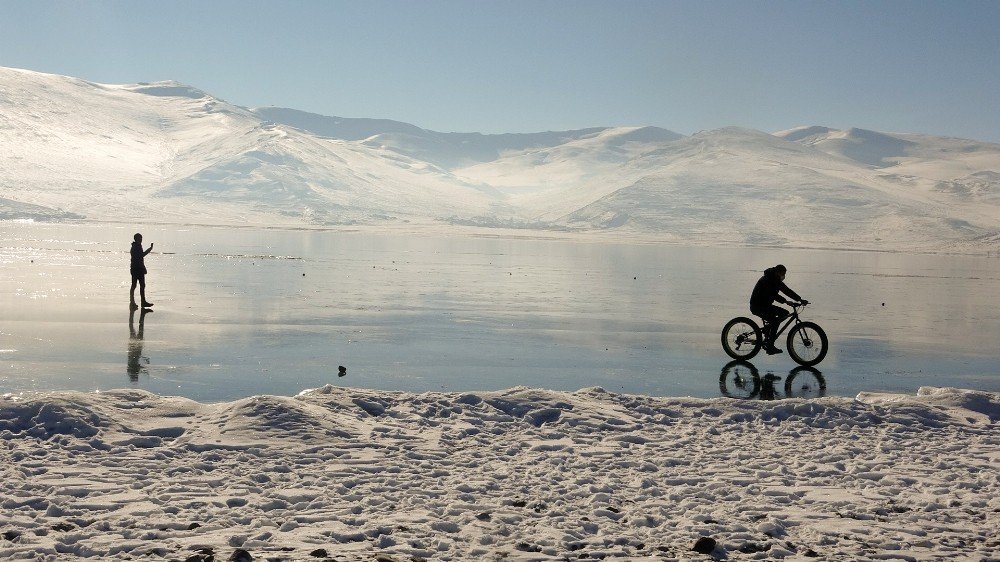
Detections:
[252, 106, 680, 170]
[1, 66, 998, 252]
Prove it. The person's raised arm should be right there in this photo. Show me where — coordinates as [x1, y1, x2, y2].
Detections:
[144, 243, 154, 256]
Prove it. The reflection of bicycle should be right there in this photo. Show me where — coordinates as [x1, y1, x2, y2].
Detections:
[719, 360, 827, 399]
[721, 303, 829, 366]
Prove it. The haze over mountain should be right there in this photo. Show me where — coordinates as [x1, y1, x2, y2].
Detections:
[2, 66, 998, 251]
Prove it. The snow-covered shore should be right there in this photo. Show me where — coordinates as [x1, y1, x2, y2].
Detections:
[1, 386, 997, 561]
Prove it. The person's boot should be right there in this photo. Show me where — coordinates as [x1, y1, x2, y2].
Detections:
[765, 345, 783, 355]
[141, 301, 154, 308]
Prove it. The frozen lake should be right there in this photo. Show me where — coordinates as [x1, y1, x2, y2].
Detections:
[2, 222, 999, 401]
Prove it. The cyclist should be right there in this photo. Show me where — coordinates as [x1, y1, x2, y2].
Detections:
[750, 264, 807, 355]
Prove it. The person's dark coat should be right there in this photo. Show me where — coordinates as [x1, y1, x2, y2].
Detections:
[749, 266, 800, 311]
[130, 242, 147, 277]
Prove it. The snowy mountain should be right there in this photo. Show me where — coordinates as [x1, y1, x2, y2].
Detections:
[2, 66, 998, 251]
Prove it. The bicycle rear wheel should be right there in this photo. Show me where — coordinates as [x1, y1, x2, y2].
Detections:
[719, 360, 761, 398]
[721, 317, 762, 360]
[786, 322, 828, 366]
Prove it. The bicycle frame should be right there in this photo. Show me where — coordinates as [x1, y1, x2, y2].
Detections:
[723, 303, 826, 366]
[761, 304, 804, 341]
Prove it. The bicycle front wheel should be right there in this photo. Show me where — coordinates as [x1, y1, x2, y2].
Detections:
[722, 317, 762, 360]
[786, 322, 828, 366]
[785, 366, 827, 398]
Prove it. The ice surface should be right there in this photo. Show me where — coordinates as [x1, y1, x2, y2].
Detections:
[2, 223, 1000, 402]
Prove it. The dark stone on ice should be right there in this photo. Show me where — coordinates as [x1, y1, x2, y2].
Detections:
[188, 522, 202, 530]
[338, 366, 347, 377]
[693, 536, 717, 554]
[805, 548, 820, 557]
[515, 542, 542, 552]
[229, 549, 253, 562]
[309, 549, 328, 558]
[475, 512, 491, 521]
[511, 500, 527, 508]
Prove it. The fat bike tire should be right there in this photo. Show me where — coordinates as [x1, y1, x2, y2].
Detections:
[722, 317, 762, 361]
[784, 366, 827, 399]
[719, 360, 761, 399]
[787, 322, 829, 366]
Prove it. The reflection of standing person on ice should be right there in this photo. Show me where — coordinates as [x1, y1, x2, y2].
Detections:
[130, 233, 154, 310]
[127, 307, 150, 382]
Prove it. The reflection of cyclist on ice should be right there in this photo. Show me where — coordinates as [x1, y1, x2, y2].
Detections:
[750, 264, 807, 355]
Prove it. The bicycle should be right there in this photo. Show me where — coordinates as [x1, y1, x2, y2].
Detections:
[721, 302, 829, 366]
[719, 360, 827, 399]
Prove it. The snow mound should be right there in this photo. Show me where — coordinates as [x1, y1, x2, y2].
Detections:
[1, 386, 996, 560]
[858, 386, 1000, 423]
[0, 397, 104, 438]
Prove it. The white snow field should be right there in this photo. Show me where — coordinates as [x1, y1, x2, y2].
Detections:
[2, 66, 1000, 251]
[1, 386, 997, 561]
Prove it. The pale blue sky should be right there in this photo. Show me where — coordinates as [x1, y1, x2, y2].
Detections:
[2, 0, 998, 141]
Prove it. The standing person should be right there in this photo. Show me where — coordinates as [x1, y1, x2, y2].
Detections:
[749, 264, 807, 355]
[130, 233, 154, 309]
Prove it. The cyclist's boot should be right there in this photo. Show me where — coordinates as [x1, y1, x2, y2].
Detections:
[765, 345, 783, 355]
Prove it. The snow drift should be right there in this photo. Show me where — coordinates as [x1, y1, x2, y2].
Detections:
[0, 386, 996, 560]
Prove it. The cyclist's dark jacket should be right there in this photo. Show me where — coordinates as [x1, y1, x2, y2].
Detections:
[130, 242, 147, 277]
[749, 267, 800, 310]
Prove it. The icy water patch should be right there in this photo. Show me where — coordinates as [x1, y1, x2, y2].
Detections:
[1, 222, 999, 401]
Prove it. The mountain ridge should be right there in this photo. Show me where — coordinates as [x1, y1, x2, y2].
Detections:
[1, 66, 998, 252]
